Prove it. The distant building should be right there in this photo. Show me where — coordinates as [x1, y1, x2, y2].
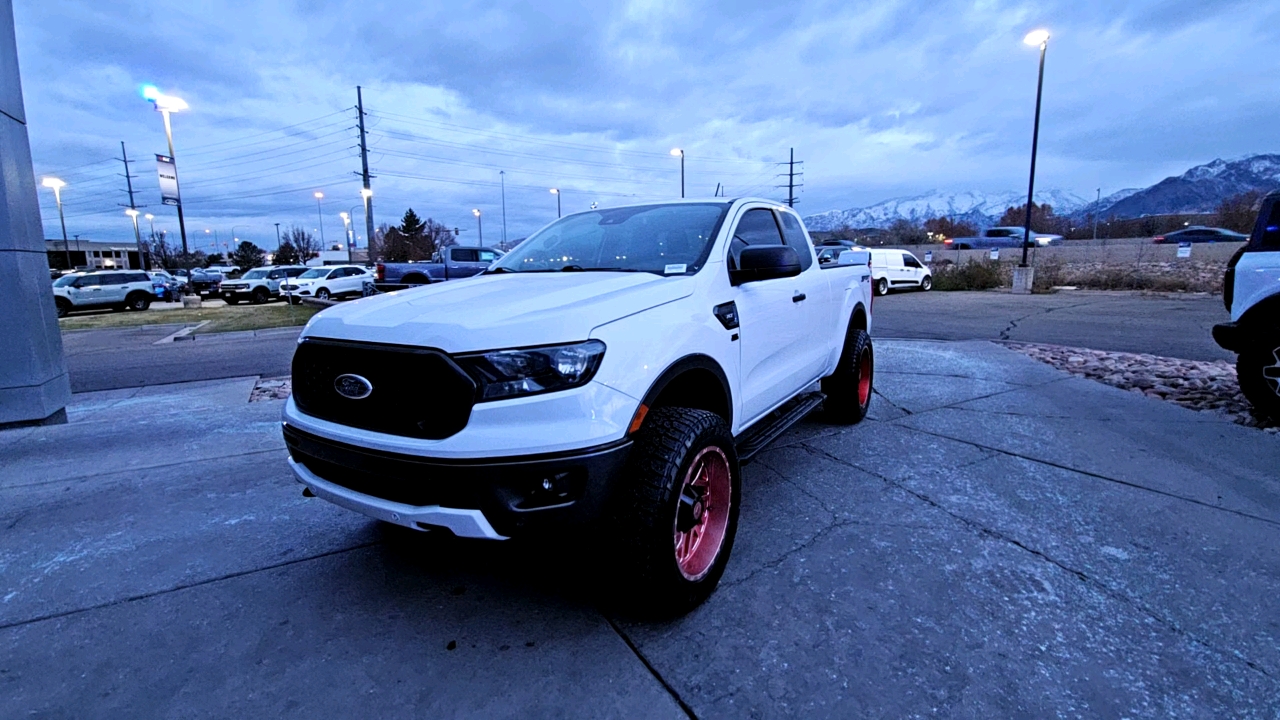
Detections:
[45, 239, 148, 271]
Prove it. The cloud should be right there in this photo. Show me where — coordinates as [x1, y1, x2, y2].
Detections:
[15, 0, 1280, 246]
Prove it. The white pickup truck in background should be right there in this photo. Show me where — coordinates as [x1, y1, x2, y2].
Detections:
[282, 198, 875, 614]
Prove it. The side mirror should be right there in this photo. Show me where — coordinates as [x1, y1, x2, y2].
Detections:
[730, 245, 802, 285]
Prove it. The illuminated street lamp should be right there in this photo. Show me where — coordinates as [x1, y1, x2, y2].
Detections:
[670, 148, 685, 198]
[41, 177, 71, 268]
[339, 211, 353, 262]
[1019, 29, 1050, 272]
[472, 208, 482, 246]
[144, 213, 156, 237]
[314, 191, 326, 246]
[142, 84, 190, 253]
[550, 188, 561, 218]
[124, 208, 146, 269]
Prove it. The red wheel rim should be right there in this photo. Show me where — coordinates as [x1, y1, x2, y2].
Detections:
[857, 349, 873, 407]
[673, 446, 732, 581]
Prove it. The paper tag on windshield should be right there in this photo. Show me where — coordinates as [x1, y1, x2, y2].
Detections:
[664, 264, 687, 275]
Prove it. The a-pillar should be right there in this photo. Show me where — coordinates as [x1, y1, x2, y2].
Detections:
[0, 1, 71, 428]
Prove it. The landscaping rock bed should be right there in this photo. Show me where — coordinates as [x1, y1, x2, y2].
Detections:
[1001, 342, 1277, 432]
[249, 376, 291, 402]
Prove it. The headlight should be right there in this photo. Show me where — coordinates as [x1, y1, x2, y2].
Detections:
[457, 340, 606, 401]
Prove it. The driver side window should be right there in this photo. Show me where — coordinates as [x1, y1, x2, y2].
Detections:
[728, 209, 785, 270]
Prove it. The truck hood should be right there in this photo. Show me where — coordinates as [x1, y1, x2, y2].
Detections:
[302, 272, 695, 352]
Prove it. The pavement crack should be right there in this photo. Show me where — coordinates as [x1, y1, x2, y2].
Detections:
[872, 389, 912, 415]
[603, 616, 699, 719]
[800, 442, 1274, 681]
[0, 541, 379, 632]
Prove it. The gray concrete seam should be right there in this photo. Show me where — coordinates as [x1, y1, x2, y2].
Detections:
[896, 423, 1280, 529]
[604, 616, 698, 720]
[0, 540, 380, 633]
[798, 441, 1275, 682]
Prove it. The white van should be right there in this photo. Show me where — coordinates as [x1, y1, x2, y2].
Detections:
[869, 249, 931, 296]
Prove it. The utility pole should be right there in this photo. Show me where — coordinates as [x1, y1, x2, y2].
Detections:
[356, 87, 375, 252]
[500, 170, 507, 249]
[775, 148, 803, 207]
[275, 223, 281, 247]
[118, 141, 148, 269]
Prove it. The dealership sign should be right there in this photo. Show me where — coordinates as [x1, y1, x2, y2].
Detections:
[156, 154, 181, 206]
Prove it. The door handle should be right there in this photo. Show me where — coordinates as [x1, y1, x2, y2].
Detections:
[792, 292, 806, 303]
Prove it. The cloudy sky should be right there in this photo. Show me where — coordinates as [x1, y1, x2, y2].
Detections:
[16, 0, 1280, 251]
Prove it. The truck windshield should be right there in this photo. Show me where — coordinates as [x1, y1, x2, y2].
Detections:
[489, 203, 730, 275]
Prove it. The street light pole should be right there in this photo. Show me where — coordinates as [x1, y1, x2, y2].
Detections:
[671, 148, 684, 198]
[314, 192, 326, 246]
[1092, 188, 1100, 241]
[500, 170, 507, 249]
[340, 211, 352, 262]
[41, 177, 70, 268]
[125, 209, 143, 268]
[1020, 30, 1049, 269]
[550, 188, 560, 218]
[473, 209, 482, 245]
[274, 222, 281, 247]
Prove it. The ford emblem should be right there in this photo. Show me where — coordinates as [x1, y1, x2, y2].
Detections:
[334, 374, 373, 400]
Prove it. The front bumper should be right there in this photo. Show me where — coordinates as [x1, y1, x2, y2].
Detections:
[283, 424, 633, 538]
[1213, 322, 1243, 352]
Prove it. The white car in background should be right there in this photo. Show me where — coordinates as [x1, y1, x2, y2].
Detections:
[281, 265, 373, 303]
[869, 249, 931, 296]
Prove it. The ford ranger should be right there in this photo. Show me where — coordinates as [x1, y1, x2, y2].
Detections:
[1214, 190, 1280, 421]
[283, 199, 875, 613]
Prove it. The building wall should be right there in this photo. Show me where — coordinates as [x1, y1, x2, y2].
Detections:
[0, 0, 71, 426]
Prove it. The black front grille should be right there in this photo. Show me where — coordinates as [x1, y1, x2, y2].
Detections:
[292, 338, 478, 439]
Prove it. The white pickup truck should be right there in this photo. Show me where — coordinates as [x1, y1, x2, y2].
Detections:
[282, 199, 875, 613]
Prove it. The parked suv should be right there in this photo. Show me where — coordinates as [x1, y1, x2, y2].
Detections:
[52, 270, 154, 317]
[221, 265, 309, 304]
[280, 265, 372, 302]
[1214, 191, 1280, 420]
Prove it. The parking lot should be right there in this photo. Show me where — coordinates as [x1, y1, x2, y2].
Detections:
[4, 337, 1278, 717]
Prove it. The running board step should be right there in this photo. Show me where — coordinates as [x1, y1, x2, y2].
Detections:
[735, 391, 825, 464]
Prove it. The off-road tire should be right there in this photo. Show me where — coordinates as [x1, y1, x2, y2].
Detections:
[920, 275, 932, 291]
[822, 327, 874, 424]
[252, 287, 269, 304]
[1237, 341, 1280, 422]
[55, 298, 71, 318]
[875, 277, 889, 296]
[315, 288, 330, 301]
[611, 407, 740, 616]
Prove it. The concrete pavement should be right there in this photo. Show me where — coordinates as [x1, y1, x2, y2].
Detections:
[872, 289, 1233, 361]
[3, 340, 1278, 717]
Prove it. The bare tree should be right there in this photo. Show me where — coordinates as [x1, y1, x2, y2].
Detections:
[285, 225, 319, 260]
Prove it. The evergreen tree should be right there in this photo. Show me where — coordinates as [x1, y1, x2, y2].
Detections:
[273, 240, 300, 266]
[230, 241, 267, 270]
[400, 208, 426, 238]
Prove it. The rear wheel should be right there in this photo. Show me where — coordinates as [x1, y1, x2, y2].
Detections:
[126, 293, 151, 312]
[875, 277, 889, 296]
[822, 327, 874, 424]
[612, 407, 740, 616]
[55, 298, 71, 318]
[1238, 340, 1280, 421]
[920, 275, 932, 291]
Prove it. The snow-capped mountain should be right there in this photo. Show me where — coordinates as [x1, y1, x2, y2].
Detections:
[1099, 155, 1280, 218]
[804, 189, 1087, 231]
[803, 154, 1280, 231]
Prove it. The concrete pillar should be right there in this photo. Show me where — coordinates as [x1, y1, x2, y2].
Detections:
[0, 0, 71, 428]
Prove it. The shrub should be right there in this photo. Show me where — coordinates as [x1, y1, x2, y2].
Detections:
[930, 260, 1008, 291]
